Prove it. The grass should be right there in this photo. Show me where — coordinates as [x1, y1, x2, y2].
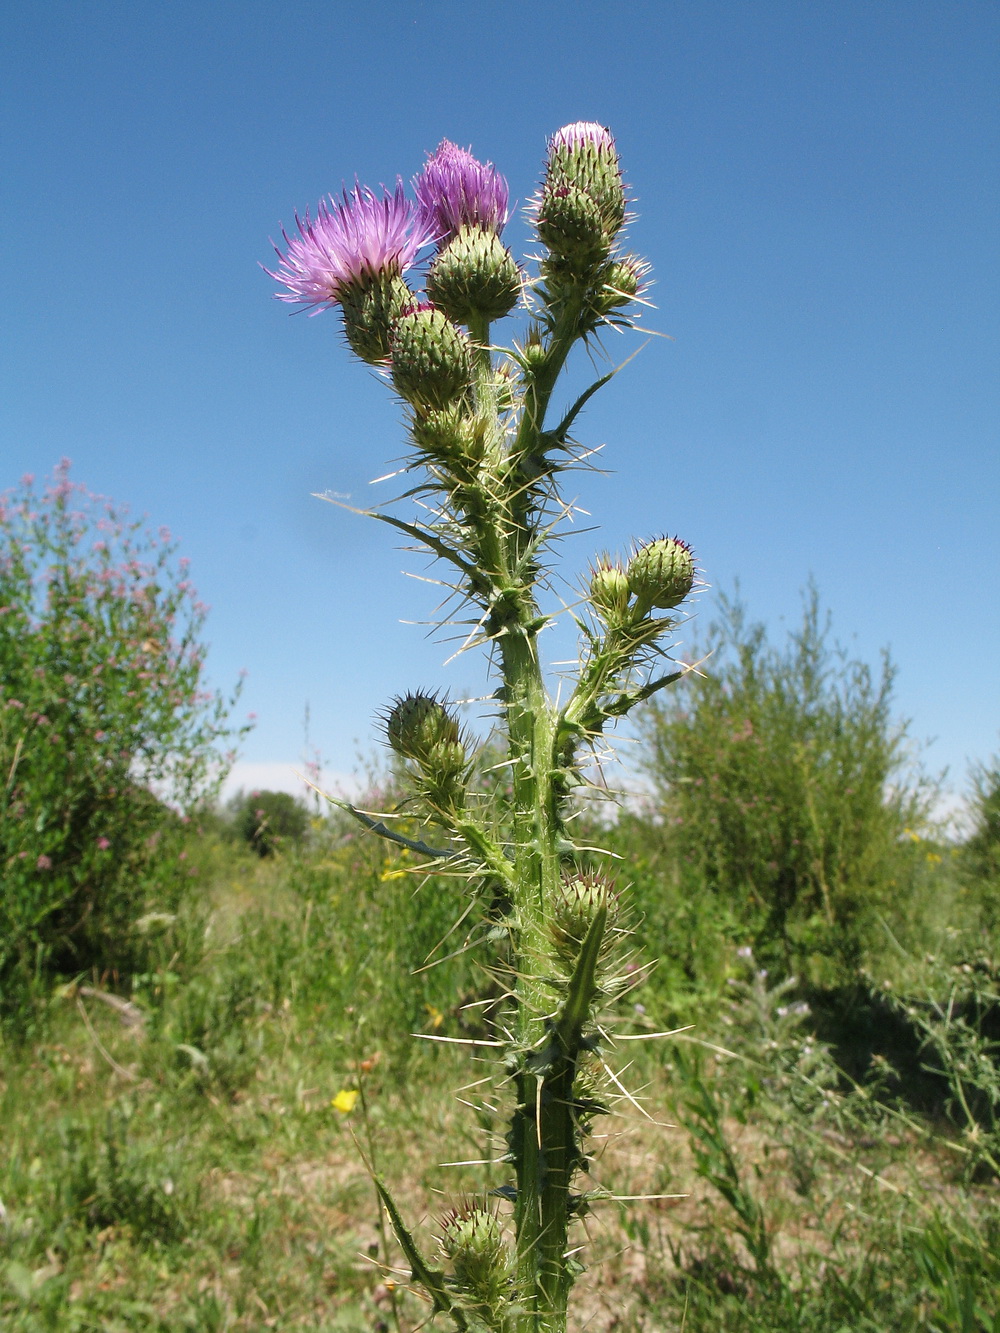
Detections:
[2, 820, 999, 1331]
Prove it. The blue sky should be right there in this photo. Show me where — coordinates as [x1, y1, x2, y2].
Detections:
[3, 1, 998, 810]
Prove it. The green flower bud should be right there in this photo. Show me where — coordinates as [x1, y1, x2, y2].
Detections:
[589, 560, 631, 625]
[571, 1060, 609, 1120]
[440, 1203, 511, 1316]
[338, 271, 416, 365]
[516, 333, 548, 374]
[427, 225, 522, 324]
[551, 871, 620, 969]
[593, 254, 650, 317]
[384, 693, 461, 763]
[626, 537, 695, 613]
[536, 184, 609, 270]
[390, 305, 473, 413]
[544, 122, 627, 242]
[426, 738, 468, 781]
[410, 404, 483, 465]
[492, 361, 517, 414]
[421, 737, 469, 811]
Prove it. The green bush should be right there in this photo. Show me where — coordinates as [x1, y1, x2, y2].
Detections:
[635, 586, 937, 979]
[231, 788, 309, 856]
[968, 761, 1000, 872]
[961, 749, 1000, 928]
[0, 461, 247, 1019]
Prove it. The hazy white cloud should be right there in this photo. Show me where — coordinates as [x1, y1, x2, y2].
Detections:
[220, 761, 360, 805]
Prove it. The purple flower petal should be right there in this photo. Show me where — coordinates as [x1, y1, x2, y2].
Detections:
[413, 140, 510, 244]
[266, 179, 432, 313]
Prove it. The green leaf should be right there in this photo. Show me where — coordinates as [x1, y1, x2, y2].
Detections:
[373, 1176, 472, 1332]
[555, 906, 607, 1052]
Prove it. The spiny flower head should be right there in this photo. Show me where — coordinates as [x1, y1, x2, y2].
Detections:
[626, 536, 696, 613]
[427, 227, 522, 324]
[551, 870, 621, 968]
[439, 1201, 511, 1317]
[414, 140, 510, 244]
[597, 253, 652, 315]
[267, 180, 431, 313]
[390, 304, 474, 414]
[535, 121, 627, 270]
[383, 691, 462, 764]
[588, 557, 631, 624]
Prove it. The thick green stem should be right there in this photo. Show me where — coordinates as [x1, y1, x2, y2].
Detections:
[489, 293, 599, 1332]
[508, 911, 607, 1331]
[500, 628, 559, 916]
[507, 289, 588, 554]
[445, 281, 622, 1332]
[513, 291, 586, 458]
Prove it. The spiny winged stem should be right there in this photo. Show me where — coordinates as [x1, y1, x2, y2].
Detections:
[268, 124, 698, 1333]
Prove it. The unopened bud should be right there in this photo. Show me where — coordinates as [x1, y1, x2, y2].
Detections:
[493, 361, 517, 414]
[589, 561, 631, 625]
[384, 693, 460, 763]
[339, 272, 416, 365]
[517, 334, 548, 373]
[427, 225, 521, 324]
[410, 404, 483, 465]
[594, 254, 650, 317]
[626, 537, 695, 613]
[551, 872, 619, 969]
[427, 738, 468, 781]
[391, 305, 473, 413]
[536, 184, 608, 270]
[543, 122, 626, 242]
[572, 1061, 608, 1119]
[440, 1203, 510, 1314]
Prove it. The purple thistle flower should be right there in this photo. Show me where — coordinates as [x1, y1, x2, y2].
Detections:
[413, 140, 510, 245]
[267, 180, 431, 314]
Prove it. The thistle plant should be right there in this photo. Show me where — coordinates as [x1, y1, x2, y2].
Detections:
[267, 125, 697, 1333]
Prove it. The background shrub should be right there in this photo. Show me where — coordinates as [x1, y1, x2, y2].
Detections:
[966, 753, 1000, 876]
[0, 461, 247, 1019]
[231, 788, 310, 857]
[960, 749, 1000, 932]
[634, 585, 938, 980]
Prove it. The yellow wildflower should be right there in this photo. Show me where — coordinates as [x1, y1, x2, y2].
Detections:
[332, 1088, 359, 1114]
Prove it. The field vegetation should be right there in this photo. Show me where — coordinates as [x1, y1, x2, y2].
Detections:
[2, 540, 998, 1329]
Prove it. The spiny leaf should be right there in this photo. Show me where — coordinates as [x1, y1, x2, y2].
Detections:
[374, 1176, 472, 1332]
[314, 492, 478, 582]
[313, 788, 455, 862]
[555, 906, 608, 1052]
